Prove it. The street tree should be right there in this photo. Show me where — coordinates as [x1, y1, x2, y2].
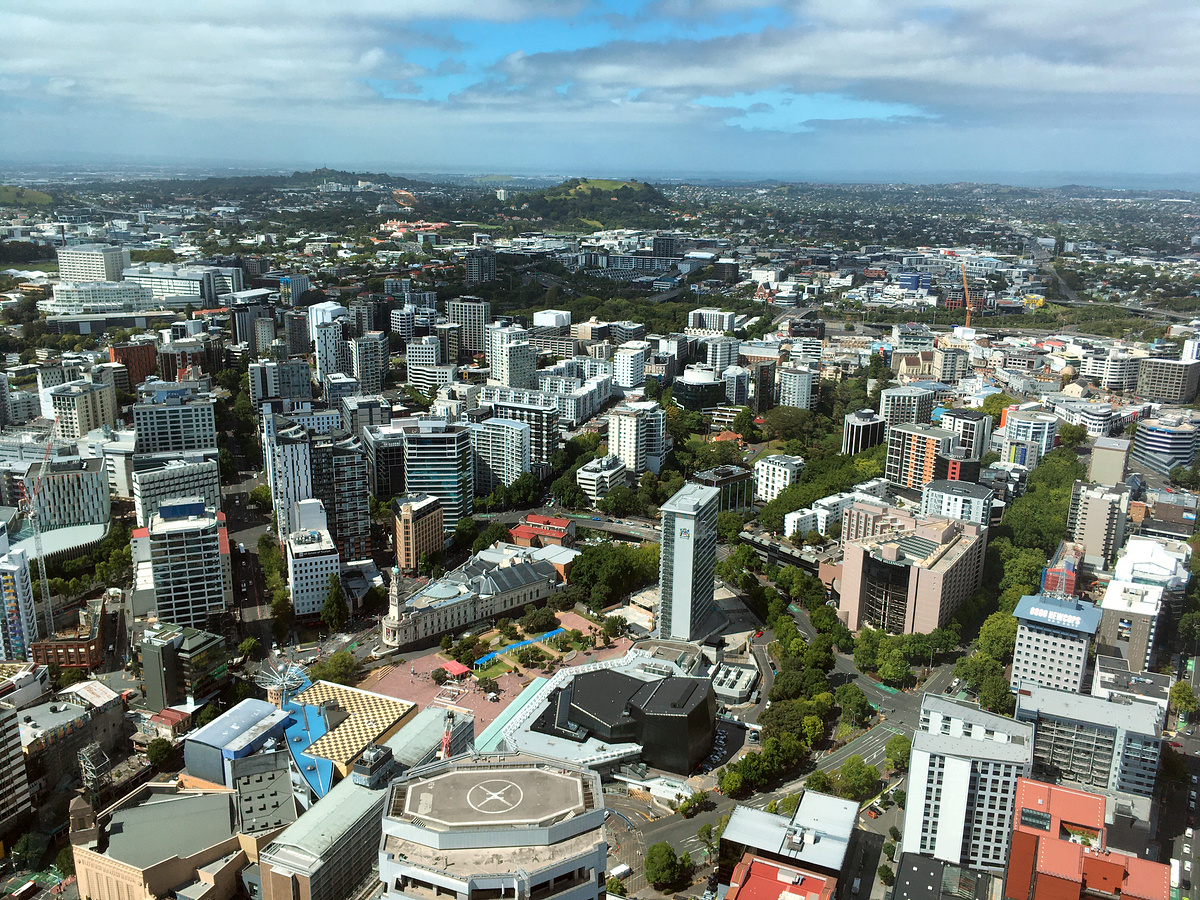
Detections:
[321, 574, 349, 632]
[644, 841, 681, 886]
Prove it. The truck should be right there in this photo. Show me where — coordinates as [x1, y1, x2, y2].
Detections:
[1171, 858, 1181, 889]
[609, 864, 632, 881]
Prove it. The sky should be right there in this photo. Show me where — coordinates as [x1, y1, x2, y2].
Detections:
[2, 1, 1199, 184]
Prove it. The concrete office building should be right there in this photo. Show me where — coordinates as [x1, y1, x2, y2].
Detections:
[933, 347, 969, 384]
[478, 387, 560, 469]
[613, 347, 646, 390]
[393, 494, 443, 575]
[340, 395, 390, 442]
[132, 455, 221, 527]
[469, 417, 531, 495]
[1010, 594, 1101, 693]
[0, 702, 32, 832]
[705, 336, 739, 372]
[487, 323, 537, 390]
[249, 359, 312, 408]
[886, 424, 957, 489]
[778, 365, 818, 411]
[140, 621, 229, 713]
[842, 409, 887, 455]
[286, 500, 341, 617]
[879, 385, 935, 429]
[42, 281, 157, 315]
[401, 419, 473, 533]
[939, 408, 992, 462]
[902, 694, 1033, 872]
[1005, 410, 1058, 459]
[689, 308, 736, 331]
[1067, 481, 1129, 568]
[350, 330, 388, 394]
[311, 430, 370, 562]
[132, 395, 218, 454]
[378, 754, 607, 900]
[49, 380, 116, 439]
[132, 498, 232, 629]
[57, 244, 130, 282]
[754, 455, 805, 503]
[1096, 581, 1162, 673]
[692, 465, 755, 513]
[658, 483, 721, 641]
[1129, 414, 1200, 475]
[576, 455, 628, 505]
[608, 400, 671, 477]
[447, 296, 490, 353]
[1015, 685, 1161, 799]
[920, 480, 993, 526]
[285, 309, 310, 357]
[1136, 357, 1200, 403]
[840, 517, 987, 634]
[16, 455, 111, 531]
[1089, 436, 1130, 485]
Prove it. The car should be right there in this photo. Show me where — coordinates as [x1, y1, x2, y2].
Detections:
[1187, 827, 1194, 839]
[1193, 775, 1198, 784]
[1188, 861, 1194, 874]
[865, 809, 881, 819]
[1172, 741, 1184, 748]
[1186, 844, 1193, 856]
[1192, 791, 1198, 801]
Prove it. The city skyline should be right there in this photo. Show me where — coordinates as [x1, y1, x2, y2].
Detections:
[2, 1, 1198, 186]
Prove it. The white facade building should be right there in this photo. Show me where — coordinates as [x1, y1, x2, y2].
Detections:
[133, 456, 221, 528]
[56, 244, 129, 282]
[777, 366, 817, 411]
[613, 348, 646, 390]
[576, 454, 628, 504]
[486, 323, 537, 390]
[1010, 594, 1101, 694]
[469, 418, 531, 494]
[132, 395, 218, 453]
[286, 499, 340, 617]
[920, 480, 993, 526]
[658, 483, 720, 641]
[754, 455, 805, 503]
[0, 532, 37, 662]
[40, 281, 157, 315]
[608, 401, 671, 476]
[902, 694, 1034, 872]
[1005, 410, 1058, 459]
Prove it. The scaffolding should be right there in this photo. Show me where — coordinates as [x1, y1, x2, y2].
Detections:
[78, 741, 111, 791]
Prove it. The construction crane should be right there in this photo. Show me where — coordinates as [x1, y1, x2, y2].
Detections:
[22, 419, 59, 643]
[960, 260, 973, 329]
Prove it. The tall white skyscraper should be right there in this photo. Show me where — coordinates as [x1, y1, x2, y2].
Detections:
[486, 323, 537, 390]
[132, 498, 232, 629]
[608, 401, 671, 476]
[902, 694, 1033, 872]
[778, 366, 817, 411]
[658, 483, 720, 641]
[469, 418, 531, 494]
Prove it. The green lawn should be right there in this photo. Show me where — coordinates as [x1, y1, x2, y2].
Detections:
[473, 659, 512, 680]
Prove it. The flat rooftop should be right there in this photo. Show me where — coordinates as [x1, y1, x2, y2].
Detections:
[290, 681, 414, 767]
[104, 790, 236, 869]
[388, 756, 595, 832]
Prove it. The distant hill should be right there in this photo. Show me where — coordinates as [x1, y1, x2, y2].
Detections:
[0, 186, 54, 207]
[514, 178, 671, 231]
